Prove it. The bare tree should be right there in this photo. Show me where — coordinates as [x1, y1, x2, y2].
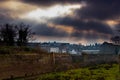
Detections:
[0, 23, 34, 46]
[0, 24, 16, 46]
[16, 23, 34, 46]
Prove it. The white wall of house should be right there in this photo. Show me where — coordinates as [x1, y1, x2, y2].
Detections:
[50, 47, 59, 53]
[62, 49, 67, 53]
[69, 49, 77, 54]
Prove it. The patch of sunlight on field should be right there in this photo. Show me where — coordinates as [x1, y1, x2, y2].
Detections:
[36, 64, 119, 80]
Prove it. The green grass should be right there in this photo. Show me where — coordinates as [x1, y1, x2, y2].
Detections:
[36, 64, 119, 80]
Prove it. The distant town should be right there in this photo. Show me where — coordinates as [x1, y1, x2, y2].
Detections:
[28, 41, 120, 55]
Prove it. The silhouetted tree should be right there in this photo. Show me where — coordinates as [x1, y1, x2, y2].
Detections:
[0, 23, 34, 46]
[0, 24, 16, 46]
[16, 23, 33, 46]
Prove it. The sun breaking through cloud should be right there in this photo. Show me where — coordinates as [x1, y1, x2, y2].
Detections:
[21, 4, 82, 22]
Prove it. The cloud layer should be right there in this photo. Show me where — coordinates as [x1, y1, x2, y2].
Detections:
[0, 0, 120, 44]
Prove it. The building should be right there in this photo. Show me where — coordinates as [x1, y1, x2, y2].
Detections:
[82, 50, 100, 54]
[27, 42, 103, 54]
[50, 47, 59, 53]
[100, 42, 118, 54]
[69, 49, 78, 54]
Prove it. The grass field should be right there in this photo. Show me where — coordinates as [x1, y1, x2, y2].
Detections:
[36, 64, 119, 80]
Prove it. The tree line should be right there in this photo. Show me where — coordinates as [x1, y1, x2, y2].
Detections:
[0, 23, 34, 46]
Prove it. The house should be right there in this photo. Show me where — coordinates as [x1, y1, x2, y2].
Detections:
[61, 49, 67, 53]
[82, 50, 100, 54]
[50, 47, 59, 53]
[69, 49, 77, 54]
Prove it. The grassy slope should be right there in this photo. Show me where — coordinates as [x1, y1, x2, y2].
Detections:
[36, 64, 119, 80]
[0, 46, 119, 80]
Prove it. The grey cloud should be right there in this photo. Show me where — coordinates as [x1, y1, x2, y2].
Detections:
[21, 0, 82, 7]
[51, 17, 113, 35]
[31, 24, 68, 37]
[75, 0, 120, 20]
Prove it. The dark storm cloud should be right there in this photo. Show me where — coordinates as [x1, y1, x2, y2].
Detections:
[21, 0, 82, 6]
[21, 0, 120, 20]
[113, 23, 120, 35]
[71, 30, 110, 40]
[21, 0, 120, 40]
[31, 24, 68, 37]
[0, 12, 14, 24]
[0, 8, 12, 23]
[75, 0, 120, 20]
[0, 0, 119, 43]
[51, 17, 113, 35]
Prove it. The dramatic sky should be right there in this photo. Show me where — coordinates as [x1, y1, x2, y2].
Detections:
[0, 0, 120, 45]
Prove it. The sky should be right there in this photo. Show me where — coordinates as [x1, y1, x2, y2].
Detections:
[0, 0, 120, 45]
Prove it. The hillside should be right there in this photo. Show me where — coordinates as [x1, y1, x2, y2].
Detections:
[0, 46, 119, 80]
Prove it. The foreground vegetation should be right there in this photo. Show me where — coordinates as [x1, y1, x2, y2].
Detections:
[0, 46, 47, 54]
[36, 64, 119, 80]
[0, 46, 119, 80]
